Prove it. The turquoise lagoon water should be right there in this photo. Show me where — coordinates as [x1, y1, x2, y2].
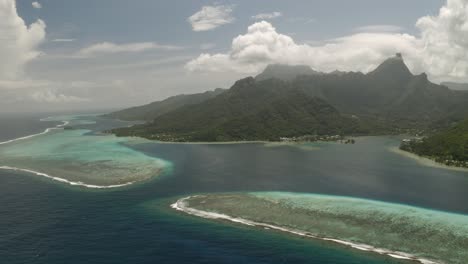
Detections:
[1, 114, 468, 263]
[182, 192, 468, 263]
[0, 115, 171, 187]
[253, 192, 468, 263]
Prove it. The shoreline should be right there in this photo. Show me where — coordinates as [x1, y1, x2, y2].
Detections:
[389, 147, 468, 172]
[171, 196, 438, 264]
[0, 120, 68, 146]
[0, 166, 135, 189]
[0, 116, 157, 189]
[149, 140, 268, 145]
[122, 137, 357, 145]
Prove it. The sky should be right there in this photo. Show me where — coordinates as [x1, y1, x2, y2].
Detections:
[3, 0, 467, 112]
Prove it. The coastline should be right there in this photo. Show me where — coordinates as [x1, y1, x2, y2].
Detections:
[0, 166, 135, 189]
[149, 140, 268, 145]
[389, 147, 468, 172]
[0, 120, 68, 146]
[171, 196, 438, 264]
[0, 115, 167, 189]
[119, 136, 353, 146]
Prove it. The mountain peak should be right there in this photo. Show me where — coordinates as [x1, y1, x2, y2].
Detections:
[369, 53, 413, 79]
[255, 64, 319, 81]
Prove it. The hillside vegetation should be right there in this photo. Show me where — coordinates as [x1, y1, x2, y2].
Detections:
[108, 54, 468, 142]
[401, 119, 468, 165]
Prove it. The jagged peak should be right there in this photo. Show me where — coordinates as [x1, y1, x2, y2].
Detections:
[256, 64, 319, 81]
[368, 53, 413, 79]
[232, 76, 256, 87]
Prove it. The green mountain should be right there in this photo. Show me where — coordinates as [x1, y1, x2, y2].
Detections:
[109, 54, 468, 142]
[112, 77, 366, 142]
[291, 54, 468, 127]
[255, 64, 319, 81]
[103, 88, 225, 121]
[400, 118, 468, 165]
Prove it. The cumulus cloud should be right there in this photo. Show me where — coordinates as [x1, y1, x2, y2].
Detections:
[0, 0, 46, 80]
[32, 1, 41, 9]
[78, 42, 182, 57]
[416, 0, 468, 80]
[186, 21, 421, 74]
[252, 12, 282, 20]
[188, 5, 234, 31]
[187, 0, 468, 82]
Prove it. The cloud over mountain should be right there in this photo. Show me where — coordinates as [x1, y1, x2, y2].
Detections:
[186, 21, 420, 75]
[416, 0, 468, 81]
[187, 0, 468, 82]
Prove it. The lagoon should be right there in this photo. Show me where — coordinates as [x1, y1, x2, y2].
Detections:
[1, 114, 468, 263]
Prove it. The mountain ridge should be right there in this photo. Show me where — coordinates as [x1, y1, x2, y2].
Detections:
[112, 78, 366, 141]
[108, 54, 468, 142]
[103, 88, 225, 121]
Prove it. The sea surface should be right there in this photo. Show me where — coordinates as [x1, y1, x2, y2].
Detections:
[1, 113, 468, 264]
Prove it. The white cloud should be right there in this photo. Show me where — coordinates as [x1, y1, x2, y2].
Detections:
[252, 12, 282, 20]
[52, 38, 76, 42]
[416, 0, 468, 81]
[32, 1, 41, 9]
[354, 25, 404, 33]
[186, 21, 420, 74]
[0, 0, 46, 80]
[30, 89, 90, 103]
[187, 0, 468, 83]
[188, 5, 234, 31]
[78, 42, 182, 57]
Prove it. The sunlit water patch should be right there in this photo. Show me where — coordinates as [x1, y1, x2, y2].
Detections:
[0, 116, 171, 188]
[175, 192, 468, 264]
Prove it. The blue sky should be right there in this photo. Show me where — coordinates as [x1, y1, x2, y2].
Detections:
[2, 0, 466, 112]
[18, 0, 444, 50]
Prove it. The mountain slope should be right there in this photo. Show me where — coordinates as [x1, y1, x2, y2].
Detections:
[255, 64, 319, 81]
[109, 54, 468, 142]
[112, 78, 365, 142]
[401, 118, 468, 165]
[442, 82, 468, 91]
[289, 54, 468, 126]
[104, 88, 225, 121]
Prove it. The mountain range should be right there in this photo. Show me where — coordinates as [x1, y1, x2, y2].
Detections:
[109, 54, 468, 142]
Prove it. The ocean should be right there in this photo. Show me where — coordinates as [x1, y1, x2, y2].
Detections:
[0, 113, 467, 264]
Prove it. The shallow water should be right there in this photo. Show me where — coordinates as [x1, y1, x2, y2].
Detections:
[0, 115, 171, 186]
[1, 113, 468, 263]
[182, 192, 468, 263]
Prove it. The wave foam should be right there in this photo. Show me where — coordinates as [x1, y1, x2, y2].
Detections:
[0, 121, 68, 146]
[0, 166, 134, 189]
[172, 196, 439, 264]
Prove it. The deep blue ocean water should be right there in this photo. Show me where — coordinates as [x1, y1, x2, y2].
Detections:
[1, 113, 467, 264]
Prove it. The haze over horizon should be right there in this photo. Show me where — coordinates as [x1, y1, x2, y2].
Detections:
[3, 0, 468, 112]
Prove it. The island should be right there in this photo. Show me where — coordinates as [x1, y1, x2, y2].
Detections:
[400, 118, 468, 168]
[172, 192, 468, 264]
[107, 54, 468, 143]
